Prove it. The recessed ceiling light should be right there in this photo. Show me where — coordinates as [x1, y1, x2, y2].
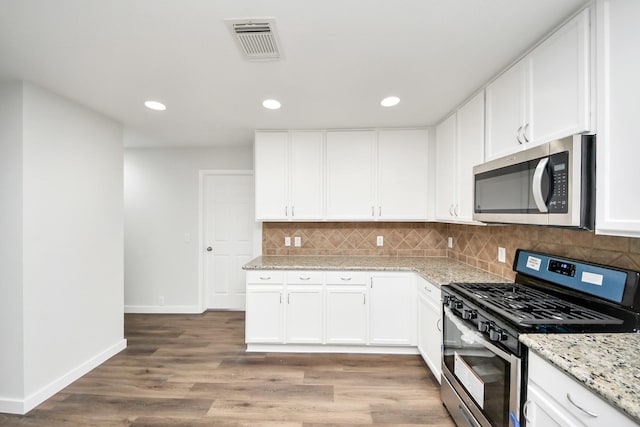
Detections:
[144, 100, 166, 111]
[381, 96, 400, 107]
[262, 99, 281, 110]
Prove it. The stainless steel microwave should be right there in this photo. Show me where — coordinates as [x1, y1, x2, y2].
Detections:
[473, 135, 595, 229]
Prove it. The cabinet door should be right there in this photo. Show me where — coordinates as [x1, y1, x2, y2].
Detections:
[456, 91, 485, 222]
[485, 61, 528, 160]
[377, 129, 429, 220]
[325, 286, 367, 344]
[245, 285, 284, 343]
[417, 279, 442, 383]
[526, 385, 582, 427]
[369, 274, 416, 345]
[529, 9, 590, 145]
[290, 131, 324, 220]
[596, 0, 640, 238]
[325, 131, 376, 220]
[285, 285, 324, 343]
[255, 132, 289, 220]
[435, 114, 457, 221]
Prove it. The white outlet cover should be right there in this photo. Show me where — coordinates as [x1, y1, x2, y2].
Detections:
[498, 247, 506, 263]
[284, 236, 291, 247]
[376, 236, 384, 246]
[447, 237, 453, 248]
[294, 236, 301, 247]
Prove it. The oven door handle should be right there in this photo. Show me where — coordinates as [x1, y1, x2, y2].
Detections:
[532, 157, 549, 213]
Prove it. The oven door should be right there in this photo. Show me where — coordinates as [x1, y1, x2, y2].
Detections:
[441, 307, 521, 427]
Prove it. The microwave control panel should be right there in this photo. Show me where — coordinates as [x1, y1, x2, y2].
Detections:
[548, 151, 569, 213]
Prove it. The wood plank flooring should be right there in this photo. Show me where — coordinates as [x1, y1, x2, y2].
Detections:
[0, 311, 455, 426]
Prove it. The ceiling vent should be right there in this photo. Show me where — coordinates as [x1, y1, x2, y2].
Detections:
[225, 18, 281, 60]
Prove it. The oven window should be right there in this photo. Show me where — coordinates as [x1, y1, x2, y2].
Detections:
[443, 314, 511, 427]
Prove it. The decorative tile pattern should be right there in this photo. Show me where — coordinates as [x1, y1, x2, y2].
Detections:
[262, 222, 640, 281]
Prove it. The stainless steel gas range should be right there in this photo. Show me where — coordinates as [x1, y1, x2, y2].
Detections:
[441, 249, 640, 427]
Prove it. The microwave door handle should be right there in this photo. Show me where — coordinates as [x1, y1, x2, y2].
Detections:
[532, 158, 549, 213]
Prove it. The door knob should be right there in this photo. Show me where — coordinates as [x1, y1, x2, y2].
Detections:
[206, 246, 213, 252]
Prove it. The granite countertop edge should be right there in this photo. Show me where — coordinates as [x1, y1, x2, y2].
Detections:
[242, 255, 506, 288]
[520, 333, 640, 424]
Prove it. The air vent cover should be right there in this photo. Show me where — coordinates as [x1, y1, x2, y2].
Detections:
[225, 18, 281, 60]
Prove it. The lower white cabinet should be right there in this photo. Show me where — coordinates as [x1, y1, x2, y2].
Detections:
[416, 277, 442, 383]
[245, 284, 284, 343]
[526, 351, 637, 427]
[246, 270, 426, 352]
[369, 273, 416, 346]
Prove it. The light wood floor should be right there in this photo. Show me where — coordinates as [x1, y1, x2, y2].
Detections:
[0, 311, 455, 426]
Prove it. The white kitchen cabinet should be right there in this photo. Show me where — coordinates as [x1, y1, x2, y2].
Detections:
[369, 273, 416, 346]
[285, 285, 324, 343]
[435, 91, 484, 223]
[595, 0, 640, 238]
[526, 351, 637, 427]
[416, 277, 442, 383]
[325, 130, 376, 220]
[325, 285, 368, 344]
[435, 113, 457, 221]
[377, 129, 429, 220]
[245, 284, 284, 343]
[254, 130, 323, 221]
[485, 9, 591, 161]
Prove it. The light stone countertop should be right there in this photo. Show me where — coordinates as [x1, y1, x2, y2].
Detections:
[521, 333, 640, 424]
[243, 255, 506, 287]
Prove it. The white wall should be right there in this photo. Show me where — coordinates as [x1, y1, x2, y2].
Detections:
[0, 82, 25, 406]
[124, 146, 253, 312]
[0, 82, 126, 414]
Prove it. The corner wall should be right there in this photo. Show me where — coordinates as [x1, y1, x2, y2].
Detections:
[124, 146, 253, 313]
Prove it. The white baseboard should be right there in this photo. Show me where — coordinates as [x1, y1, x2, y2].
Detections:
[246, 343, 420, 355]
[124, 305, 204, 314]
[0, 338, 127, 415]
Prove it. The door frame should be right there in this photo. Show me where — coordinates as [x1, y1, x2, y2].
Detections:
[198, 169, 260, 312]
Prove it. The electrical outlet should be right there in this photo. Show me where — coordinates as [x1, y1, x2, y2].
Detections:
[294, 236, 301, 247]
[158, 296, 165, 306]
[284, 236, 291, 247]
[183, 233, 191, 243]
[498, 247, 506, 263]
[448, 237, 453, 249]
[376, 236, 384, 246]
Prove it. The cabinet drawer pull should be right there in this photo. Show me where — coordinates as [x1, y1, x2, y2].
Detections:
[340, 277, 352, 281]
[566, 393, 598, 417]
[516, 126, 523, 144]
[371, 206, 375, 217]
[437, 318, 442, 332]
[523, 399, 531, 423]
[259, 276, 271, 280]
[523, 123, 530, 143]
[363, 294, 366, 305]
[285, 206, 288, 216]
[292, 206, 295, 217]
[299, 276, 311, 281]
[378, 206, 382, 216]
[424, 285, 432, 292]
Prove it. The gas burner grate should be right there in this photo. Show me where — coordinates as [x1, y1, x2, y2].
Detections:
[450, 282, 624, 327]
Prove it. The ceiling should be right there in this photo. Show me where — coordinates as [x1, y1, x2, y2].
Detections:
[0, 0, 589, 148]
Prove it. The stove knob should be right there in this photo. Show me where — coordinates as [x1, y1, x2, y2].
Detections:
[462, 309, 477, 320]
[442, 295, 452, 305]
[489, 328, 507, 342]
[477, 321, 489, 332]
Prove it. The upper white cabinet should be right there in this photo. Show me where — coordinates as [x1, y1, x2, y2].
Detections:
[435, 91, 485, 223]
[485, 9, 591, 161]
[325, 130, 377, 220]
[377, 129, 429, 220]
[254, 131, 323, 221]
[595, 0, 640, 238]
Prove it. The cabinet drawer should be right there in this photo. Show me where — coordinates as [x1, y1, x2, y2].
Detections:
[246, 270, 284, 284]
[528, 352, 635, 426]
[325, 271, 369, 285]
[286, 270, 324, 284]
[416, 277, 440, 305]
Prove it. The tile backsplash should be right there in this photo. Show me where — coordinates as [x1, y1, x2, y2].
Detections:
[263, 222, 640, 281]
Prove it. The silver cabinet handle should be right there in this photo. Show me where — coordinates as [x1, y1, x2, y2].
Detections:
[523, 123, 530, 143]
[566, 393, 598, 417]
[516, 126, 523, 144]
[454, 204, 459, 217]
[449, 205, 454, 216]
[279, 293, 282, 304]
[424, 285, 432, 293]
[292, 206, 295, 217]
[523, 399, 531, 423]
[363, 294, 366, 305]
[436, 318, 442, 332]
[371, 206, 374, 216]
[285, 206, 288, 216]
[299, 276, 311, 281]
[206, 246, 213, 252]
[378, 206, 381, 216]
[340, 277, 352, 281]
[259, 276, 271, 280]
[287, 294, 290, 304]
[532, 157, 550, 213]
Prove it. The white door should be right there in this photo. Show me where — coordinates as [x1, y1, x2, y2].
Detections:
[203, 173, 254, 310]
